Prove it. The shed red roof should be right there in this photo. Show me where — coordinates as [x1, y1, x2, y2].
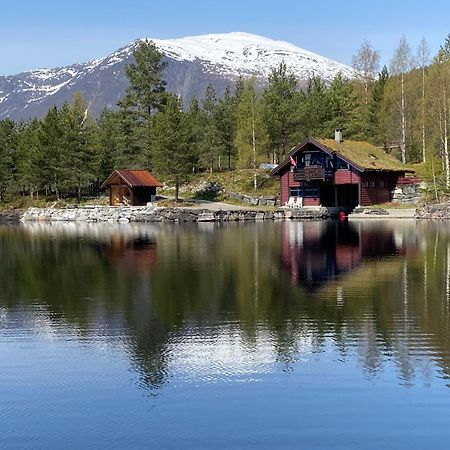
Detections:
[101, 170, 162, 189]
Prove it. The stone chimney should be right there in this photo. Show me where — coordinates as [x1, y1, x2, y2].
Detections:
[335, 128, 343, 144]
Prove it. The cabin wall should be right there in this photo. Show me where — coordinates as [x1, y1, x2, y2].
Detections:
[360, 173, 397, 206]
[280, 169, 321, 206]
[280, 170, 301, 205]
[334, 168, 360, 185]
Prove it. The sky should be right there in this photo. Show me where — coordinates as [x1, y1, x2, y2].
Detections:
[1, 0, 450, 75]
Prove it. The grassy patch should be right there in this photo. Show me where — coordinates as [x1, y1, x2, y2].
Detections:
[0, 195, 109, 211]
[157, 169, 279, 199]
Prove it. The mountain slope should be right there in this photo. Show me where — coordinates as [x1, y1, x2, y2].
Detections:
[0, 32, 354, 120]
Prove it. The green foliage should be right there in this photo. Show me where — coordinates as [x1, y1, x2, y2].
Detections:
[0, 119, 18, 200]
[263, 62, 301, 162]
[5, 33, 450, 202]
[118, 39, 168, 118]
[235, 79, 268, 169]
[151, 95, 195, 199]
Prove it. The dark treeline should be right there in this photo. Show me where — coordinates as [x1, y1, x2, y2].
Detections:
[2, 34, 450, 201]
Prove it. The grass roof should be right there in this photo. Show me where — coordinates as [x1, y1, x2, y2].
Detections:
[315, 138, 413, 172]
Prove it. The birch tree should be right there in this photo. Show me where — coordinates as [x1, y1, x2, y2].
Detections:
[235, 79, 268, 176]
[352, 40, 380, 105]
[416, 38, 430, 162]
[431, 38, 450, 189]
[390, 37, 413, 164]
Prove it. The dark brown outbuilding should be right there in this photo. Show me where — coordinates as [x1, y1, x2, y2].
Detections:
[101, 169, 162, 206]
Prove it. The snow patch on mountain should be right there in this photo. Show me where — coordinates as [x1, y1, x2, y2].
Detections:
[0, 32, 354, 120]
[150, 32, 353, 79]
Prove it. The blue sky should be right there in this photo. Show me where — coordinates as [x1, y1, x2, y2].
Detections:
[2, 0, 449, 74]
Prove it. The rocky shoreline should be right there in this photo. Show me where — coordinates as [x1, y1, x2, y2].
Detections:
[415, 201, 450, 220]
[0, 210, 23, 224]
[1, 202, 448, 224]
[13, 205, 334, 223]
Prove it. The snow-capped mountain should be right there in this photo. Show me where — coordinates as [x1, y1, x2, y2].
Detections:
[0, 32, 354, 120]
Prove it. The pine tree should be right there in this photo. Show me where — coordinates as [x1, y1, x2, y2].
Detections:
[15, 118, 43, 197]
[325, 73, 360, 137]
[215, 85, 238, 170]
[39, 106, 64, 197]
[0, 119, 18, 201]
[368, 66, 389, 144]
[59, 94, 97, 199]
[300, 76, 331, 138]
[200, 84, 222, 173]
[96, 108, 121, 178]
[151, 95, 194, 201]
[117, 39, 169, 170]
[118, 40, 168, 118]
[263, 62, 301, 163]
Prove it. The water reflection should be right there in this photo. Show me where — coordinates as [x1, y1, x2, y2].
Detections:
[280, 221, 419, 290]
[1, 221, 450, 393]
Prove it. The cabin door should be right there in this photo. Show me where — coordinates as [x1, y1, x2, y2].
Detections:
[336, 184, 359, 209]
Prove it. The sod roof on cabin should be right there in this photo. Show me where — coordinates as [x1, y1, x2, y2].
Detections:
[315, 138, 411, 172]
[271, 137, 414, 175]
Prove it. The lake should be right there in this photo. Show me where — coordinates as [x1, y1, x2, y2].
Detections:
[1, 220, 450, 449]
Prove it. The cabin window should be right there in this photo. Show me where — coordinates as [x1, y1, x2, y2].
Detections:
[290, 187, 302, 197]
[289, 187, 319, 198]
[303, 152, 323, 166]
[379, 180, 385, 188]
[303, 187, 319, 198]
[362, 181, 369, 188]
[369, 181, 376, 188]
[336, 159, 349, 170]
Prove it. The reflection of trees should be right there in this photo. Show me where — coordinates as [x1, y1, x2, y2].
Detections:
[2, 221, 450, 390]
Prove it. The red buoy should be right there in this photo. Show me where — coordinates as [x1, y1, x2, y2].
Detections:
[339, 211, 346, 221]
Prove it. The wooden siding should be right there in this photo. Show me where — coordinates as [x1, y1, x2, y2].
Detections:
[304, 197, 320, 206]
[334, 169, 360, 185]
[360, 173, 397, 206]
[280, 170, 301, 205]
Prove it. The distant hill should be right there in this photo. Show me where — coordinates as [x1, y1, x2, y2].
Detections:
[0, 32, 354, 120]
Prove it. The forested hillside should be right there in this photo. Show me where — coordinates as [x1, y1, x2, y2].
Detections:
[1, 35, 450, 203]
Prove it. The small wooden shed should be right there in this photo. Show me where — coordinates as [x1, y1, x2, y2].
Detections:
[101, 169, 162, 206]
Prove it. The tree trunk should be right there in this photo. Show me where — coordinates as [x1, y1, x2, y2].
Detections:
[251, 97, 257, 191]
[444, 109, 449, 189]
[400, 73, 406, 164]
[422, 66, 426, 163]
[175, 175, 179, 202]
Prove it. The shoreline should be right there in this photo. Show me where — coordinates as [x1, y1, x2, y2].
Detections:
[1, 203, 448, 223]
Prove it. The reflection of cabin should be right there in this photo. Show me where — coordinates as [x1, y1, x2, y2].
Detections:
[281, 222, 400, 291]
[102, 170, 162, 206]
[271, 131, 418, 209]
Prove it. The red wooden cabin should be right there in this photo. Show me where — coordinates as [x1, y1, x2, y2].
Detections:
[102, 169, 162, 206]
[271, 132, 416, 209]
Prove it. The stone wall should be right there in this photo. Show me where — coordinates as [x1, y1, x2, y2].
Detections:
[20, 205, 333, 223]
[226, 191, 278, 206]
[391, 183, 421, 204]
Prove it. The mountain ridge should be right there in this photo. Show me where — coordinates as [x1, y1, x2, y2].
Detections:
[0, 32, 354, 121]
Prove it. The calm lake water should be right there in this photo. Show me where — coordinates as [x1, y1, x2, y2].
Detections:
[1, 220, 450, 449]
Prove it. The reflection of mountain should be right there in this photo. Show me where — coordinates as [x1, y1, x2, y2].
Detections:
[280, 221, 413, 291]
